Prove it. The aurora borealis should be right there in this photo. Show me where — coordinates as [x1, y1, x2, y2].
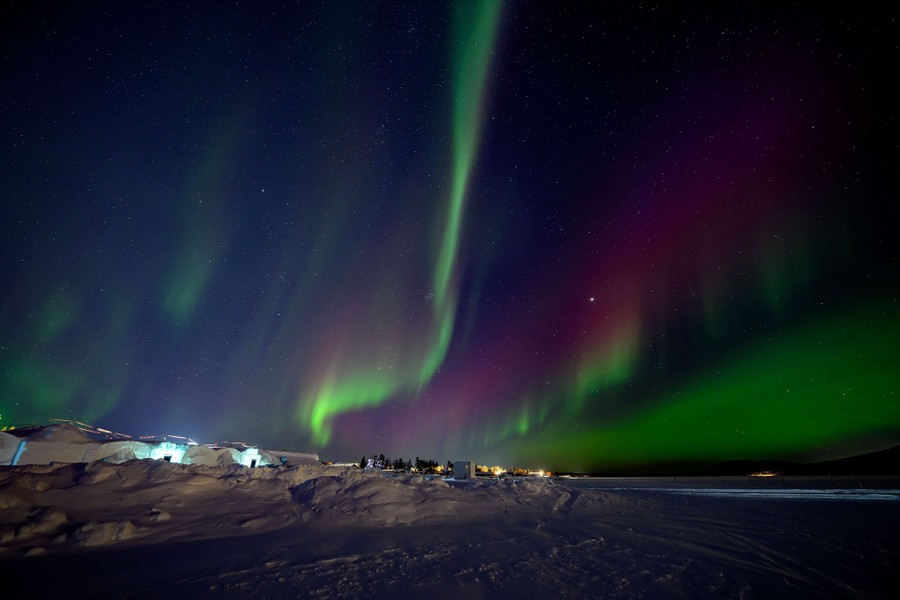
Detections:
[2, 2, 898, 472]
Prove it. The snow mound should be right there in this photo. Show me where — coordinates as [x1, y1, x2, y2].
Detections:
[269, 450, 320, 466]
[288, 468, 571, 526]
[0, 461, 574, 556]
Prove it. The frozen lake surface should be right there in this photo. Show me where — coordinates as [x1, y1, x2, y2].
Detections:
[562, 476, 900, 502]
[640, 488, 899, 501]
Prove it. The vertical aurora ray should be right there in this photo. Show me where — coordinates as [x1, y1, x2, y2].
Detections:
[161, 127, 238, 324]
[433, 0, 502, 310]
[421, 0, 502, 384]
[298, 1, 502, 445]
[570, 318, 642, 412]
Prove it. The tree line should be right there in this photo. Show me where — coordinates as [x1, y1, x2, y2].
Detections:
[360, 454, 453, 474]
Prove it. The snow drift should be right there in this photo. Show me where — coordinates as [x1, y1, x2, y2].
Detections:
[1, 460, 897, 598]
[0, 460, 569, 556]
[1, 425, 897, 597]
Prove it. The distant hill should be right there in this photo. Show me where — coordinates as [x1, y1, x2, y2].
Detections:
[693, 446, 900, 476]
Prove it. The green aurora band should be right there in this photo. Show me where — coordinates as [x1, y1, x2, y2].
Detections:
[0, 288, 137, 428]
[299, 1, 503, 445]
[499, 296, 900, 472]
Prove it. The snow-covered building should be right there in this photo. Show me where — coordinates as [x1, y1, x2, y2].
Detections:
[84, 440, 153, 463]
[0, 424, 294, 469]
[453, 460, 476, 479]
[0, 431, 23, 466]
[240, 446, 261, 468]
[148, 441, 188, 463]
[182, 445, 242, 466]
[207, 442, 277, 468]
[3, 424, 100, 465]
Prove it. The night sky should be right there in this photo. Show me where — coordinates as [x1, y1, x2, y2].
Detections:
[2, 1, 898, 472]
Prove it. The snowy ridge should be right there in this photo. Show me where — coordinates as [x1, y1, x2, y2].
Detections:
[1, 463, 898, 597]
[0, 460, 567, 556]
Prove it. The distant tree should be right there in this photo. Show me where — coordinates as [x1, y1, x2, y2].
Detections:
[359, 456, 367, 469]
[447, 460, 453, 473]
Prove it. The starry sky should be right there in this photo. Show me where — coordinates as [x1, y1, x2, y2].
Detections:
[2, 1, 898, 472]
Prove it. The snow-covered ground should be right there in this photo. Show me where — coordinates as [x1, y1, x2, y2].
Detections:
[1, 461, 897, 598]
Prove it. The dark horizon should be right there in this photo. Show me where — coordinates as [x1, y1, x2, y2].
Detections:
[6, 421, 899, 478]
